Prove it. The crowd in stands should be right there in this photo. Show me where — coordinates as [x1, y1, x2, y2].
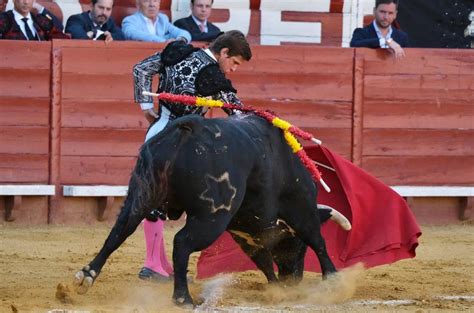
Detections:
[1, 0, 472, 51]
[0, 0, 406, 50]
[0, 0, 220, 43]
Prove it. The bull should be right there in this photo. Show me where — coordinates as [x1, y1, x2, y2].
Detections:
[74, 113, 350, 306]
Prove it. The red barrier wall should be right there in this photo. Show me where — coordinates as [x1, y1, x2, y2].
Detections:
[0, 41, 51, 183]
[356, 49, 474, 186]
[0, 41, 52, 223]
[0, 40, 472, 224]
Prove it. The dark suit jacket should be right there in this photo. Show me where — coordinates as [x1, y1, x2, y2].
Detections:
[40, 8, 64, 31]
[350, 22, 409, 48]
[0, 10, 67, 40]
[174, 15, 221, 42]
[65, 11, 124, 40]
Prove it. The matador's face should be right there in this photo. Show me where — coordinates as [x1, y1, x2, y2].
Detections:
[216, 48, 246, 74]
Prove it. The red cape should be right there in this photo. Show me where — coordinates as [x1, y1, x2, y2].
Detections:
[196, 145, 421, 278]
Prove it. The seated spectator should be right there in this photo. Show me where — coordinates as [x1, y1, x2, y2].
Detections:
[0, 0, 8, 12]
[350, 0, 408, 59]
[174, 0, 221, 42]
[66, 0, 124, 42]
[122, 0, 191, 43]
[0, 0, 62, 30]
[0, 0, 67, 40]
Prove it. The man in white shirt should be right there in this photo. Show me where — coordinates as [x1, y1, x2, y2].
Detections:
[0, 0, 66, 40]
[174, 0, 221, 42]
[350, 0, 408, 59]
[122, 0, 191, 43]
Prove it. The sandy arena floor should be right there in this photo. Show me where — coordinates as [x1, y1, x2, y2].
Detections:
[0, 222, 473, 312]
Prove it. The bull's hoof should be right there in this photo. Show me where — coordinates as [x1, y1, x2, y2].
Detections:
[73, 265, 97, 295]
[278, 276, 303, 286]
[322, 271, 338, 281]
[173, 293, 194, 308]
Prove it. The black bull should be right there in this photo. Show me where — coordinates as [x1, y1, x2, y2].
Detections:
[74, 114, 347, 305]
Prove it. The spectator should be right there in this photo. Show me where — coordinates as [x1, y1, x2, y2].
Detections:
[65, 0, 124, 42]
[174, 0, 221, 42]
[122, 0, 191, 43]
[133, 30, 251, 282]
[350, 0, 408, 59]
[0, 0, 63, 29]
[0, 0, 67, 40]
[0, 0, 8, 12]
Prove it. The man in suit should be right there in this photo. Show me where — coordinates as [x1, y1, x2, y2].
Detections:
[122, 0, 191, 43]
[350, 0, 408, 59]
[0, 0, 66, 40]
[174, 0, 221, 42]
[65, 0, 124, 42]
[1, 0, 64, 30]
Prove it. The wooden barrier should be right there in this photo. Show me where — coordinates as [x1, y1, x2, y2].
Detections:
[224, 45, 354, 159]
[356, 48, 474, 186]
[357, 48, 474, 223]
[0, 41, 52, 224]
[0, 40, 472, 224]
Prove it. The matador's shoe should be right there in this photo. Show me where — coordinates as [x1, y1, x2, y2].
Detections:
[138, 267, 172, 283]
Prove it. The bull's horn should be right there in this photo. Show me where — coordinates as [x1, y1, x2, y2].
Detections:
[317, 204, 352, 231]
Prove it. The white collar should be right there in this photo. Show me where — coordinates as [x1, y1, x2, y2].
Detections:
[191, 15, 206, 26]
[204, 48, 217, 62]
[140, 11, 158, 25]
[373, 20, 393, 39]
[13, 9, 32, 23]
[139, 11, 158, 35]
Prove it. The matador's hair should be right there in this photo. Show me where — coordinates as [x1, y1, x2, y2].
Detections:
[209, 30, 252, 61]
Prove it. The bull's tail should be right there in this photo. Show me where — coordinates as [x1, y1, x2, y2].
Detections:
[129, 121, 194, 217]
[317, 204, 352, 231]
[130, 143, 167, 215]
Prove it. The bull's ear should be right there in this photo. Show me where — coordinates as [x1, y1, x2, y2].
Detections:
[195, 64, 237, 96]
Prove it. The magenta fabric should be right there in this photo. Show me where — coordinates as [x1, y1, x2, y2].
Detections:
[143, 219, 173, 276]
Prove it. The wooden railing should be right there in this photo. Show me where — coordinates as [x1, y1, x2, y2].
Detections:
[0, 40, 472, 224]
